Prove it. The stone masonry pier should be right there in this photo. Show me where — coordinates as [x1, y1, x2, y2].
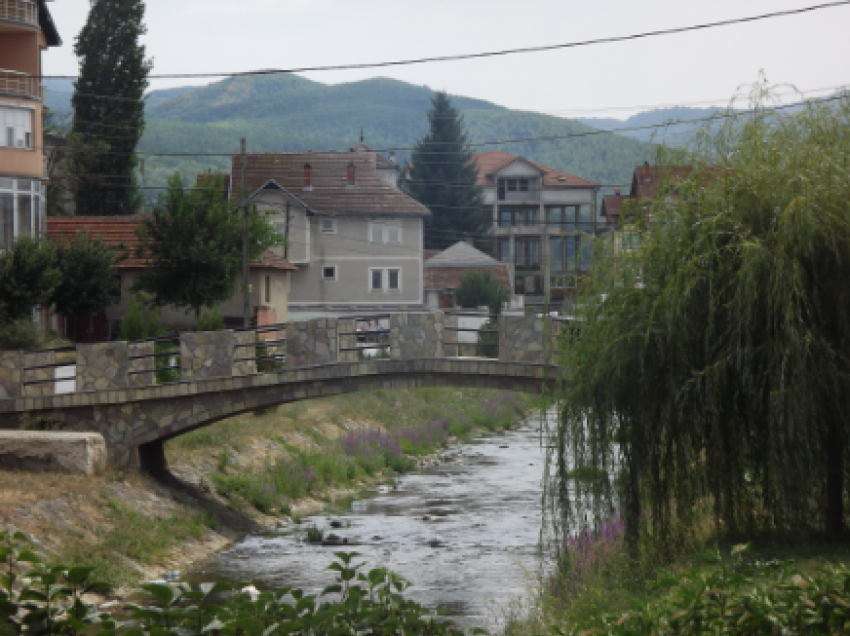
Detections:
[0, 312, 560, 469]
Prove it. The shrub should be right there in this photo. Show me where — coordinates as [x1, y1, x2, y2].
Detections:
[0, 318, 43, 351]
[196, 308, 225, 332]
[455, 269, 508, 315]
[120, 296, 165, 341]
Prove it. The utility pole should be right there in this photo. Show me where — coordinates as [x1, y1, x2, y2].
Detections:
[241, 138, 249, 328]
[283, 201, 291, 261]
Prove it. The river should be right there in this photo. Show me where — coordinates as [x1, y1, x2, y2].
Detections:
[186, 412, 549, 629]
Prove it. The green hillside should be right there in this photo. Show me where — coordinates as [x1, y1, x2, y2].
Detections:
[47, 74, 655, 191]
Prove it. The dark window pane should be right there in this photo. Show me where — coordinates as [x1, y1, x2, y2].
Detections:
[579, 204, 593, 232]
[16, 194, 31, 238]
[551, 238, 563, 272]
[580, 237, 593, 271]
[564, 206, 577, 230]
[388, 269, 400, 290]
[507, 179, 517, 192]
[499, 239, 511, 262]
[371, 270, 383, 290]
[497, 179, 506, 201]
[499, 210, 513, 227]
[0, 193, 12, 250]
[519, 179, 529, 192]
[566, 237, 577, 271]
[548, 207, 563, 225]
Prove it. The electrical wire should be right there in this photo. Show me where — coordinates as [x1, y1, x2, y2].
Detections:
[39, 1, 850, 81]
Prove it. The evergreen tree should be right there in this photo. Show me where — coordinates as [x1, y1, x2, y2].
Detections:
[405, 93, 487, 249]
[71, 0, 152, 215]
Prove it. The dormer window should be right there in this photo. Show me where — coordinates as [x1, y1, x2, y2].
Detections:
[303, 163, 312, 191]
[346, 162, 356, 189]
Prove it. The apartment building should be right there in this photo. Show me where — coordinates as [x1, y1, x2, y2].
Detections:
[474, 151, 600, 306]
[0, 0, 60, 250]
[229, 142, 430, 315]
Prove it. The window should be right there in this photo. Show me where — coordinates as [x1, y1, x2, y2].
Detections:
[0, 108, 33, 149]
[346, 162, 356, 188]
[497, 179, 506, 201]
[16, 194, 31, 238]
[264, 276, 272, 303]
[369, 221, 402, 244]
[579, 236, 593, 272]
[550, 237, 564, 272]
[499, 238, 511, 263]
[322, 266, 337, 281]
[498, 208, 539, 228]
[388, 269, 400, 291]
[515, 238, 541, 269]
[0, 194, 12, 251]
[507, 179, 517, 192]
[369, 268, 402, 292]
[518, 179, 529, 192]
[320, 219, 336, 233]
[579, 204, 594, 232]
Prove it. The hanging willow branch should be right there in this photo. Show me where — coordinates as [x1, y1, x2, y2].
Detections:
[544, 81, 850, 559]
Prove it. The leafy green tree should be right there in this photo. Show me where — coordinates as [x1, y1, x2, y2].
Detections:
[51, 232, 121, 337]
[548, 87, 850, 553]
[120, 296, 164, 341]
[405, 92, 487, 249]
[0, 238, 60, 320]
[71, 0, 152, 215]
[133, 173, 283, 320]
[454, 270, 508, 316]
[196, 308, 225, 332]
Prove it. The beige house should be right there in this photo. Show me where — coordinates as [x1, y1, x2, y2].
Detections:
[229, 142, 430, 317]
[0, 0, 61, 251]
[46, 217, 296, 340]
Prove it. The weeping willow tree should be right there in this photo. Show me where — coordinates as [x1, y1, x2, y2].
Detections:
[545, 84, 850, 558]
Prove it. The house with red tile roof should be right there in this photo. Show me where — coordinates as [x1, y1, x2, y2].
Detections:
[423, 240, 512, 310]
[46, 216, 296, 340]
[227, 141, 430, 316]
[473, 151, 600, 307]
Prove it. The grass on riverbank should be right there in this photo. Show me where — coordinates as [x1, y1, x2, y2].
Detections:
[166, 388, 535, 517]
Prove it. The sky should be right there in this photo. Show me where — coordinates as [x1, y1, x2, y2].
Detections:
[43, 0, 850, 119]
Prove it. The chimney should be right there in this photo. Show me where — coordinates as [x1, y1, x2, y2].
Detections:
[464, 237, 475, 247]
[615, 188, 621, 196]
[388, 151, 396, 165]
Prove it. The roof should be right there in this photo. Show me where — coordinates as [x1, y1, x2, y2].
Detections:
[46, 217, 296, 272]
[473, 151, 599, 188]
[424, 264, 511, 291]
[425, 241, 501, 268]
[230, 150, 429, 219]
[47, 217, 146, 269]
[423, 249, 441, 261]
[37, 0, 61, 46]
[601, 194, 625, 219]
[630, 164, 694, 199]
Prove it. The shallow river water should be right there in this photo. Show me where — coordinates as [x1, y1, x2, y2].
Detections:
[186, 413, 548, 628]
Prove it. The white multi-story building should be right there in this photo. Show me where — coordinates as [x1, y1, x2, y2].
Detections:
[474, 151, 600, 306]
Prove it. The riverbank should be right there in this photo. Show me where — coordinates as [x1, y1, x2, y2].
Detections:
[0, 387, 535, 594]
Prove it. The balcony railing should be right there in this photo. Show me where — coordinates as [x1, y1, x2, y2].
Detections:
[0, 0, 38, 27]
[0, 69, 41, 100]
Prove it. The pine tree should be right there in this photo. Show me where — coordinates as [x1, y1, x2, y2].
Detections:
[405, 92, 487, 249]
[71, 0, 151, 215]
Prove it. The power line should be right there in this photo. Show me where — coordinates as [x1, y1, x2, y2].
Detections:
[39, 1, 850, 81]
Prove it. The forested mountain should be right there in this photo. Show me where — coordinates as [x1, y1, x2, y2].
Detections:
[46, 74, 655, 191]
[578, 106, 735, 146]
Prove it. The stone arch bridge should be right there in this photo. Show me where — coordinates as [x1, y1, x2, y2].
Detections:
[0, 313, 560, 470]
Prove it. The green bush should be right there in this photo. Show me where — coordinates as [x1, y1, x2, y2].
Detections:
[196, 308, 225, 332]
[1, 533, 472, 636]
[549, 544, 850, 636]
[454, 270, 508, 316]
[0, 318, 43, 351]
[120, 296, 166, 341]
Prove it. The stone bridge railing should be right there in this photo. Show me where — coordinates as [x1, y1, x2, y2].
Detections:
[0, 312, 561, 403]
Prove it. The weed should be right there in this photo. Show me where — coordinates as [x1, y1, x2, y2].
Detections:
[305, 525, 323, 543]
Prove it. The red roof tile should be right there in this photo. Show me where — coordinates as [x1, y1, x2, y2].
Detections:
[472, 151, 599, 188]
[46, 217, 296, 271]
[230, 150, 429, 218]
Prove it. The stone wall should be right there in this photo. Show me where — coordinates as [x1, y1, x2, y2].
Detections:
[129, 342, 155, 388]
[181, 331, 234, 381]
[232, 331, 258, 377]
[0, 351, 22, 400]
[390, 312, 444, 359]
[22, 351, 56, 398]
[499, 315, 560, 364]
[77, 343, 129, 391]
[443, 314, 459, 357]
[286, 319, 338, 368]
[338, 319, 359, 364]
[0, 431, 106, 475]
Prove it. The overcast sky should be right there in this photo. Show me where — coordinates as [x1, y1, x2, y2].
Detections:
[44, 0, 850, 119]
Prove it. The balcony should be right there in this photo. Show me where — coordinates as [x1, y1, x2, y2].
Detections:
[0, 0, 38, 28]
[0, 69, 41, 101]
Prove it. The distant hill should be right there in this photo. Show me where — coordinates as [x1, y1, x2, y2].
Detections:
[47, 74, 657, 191]
[578, 106, 735, 146]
